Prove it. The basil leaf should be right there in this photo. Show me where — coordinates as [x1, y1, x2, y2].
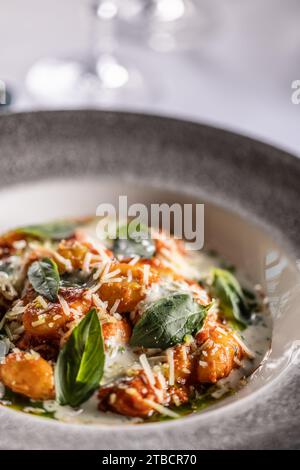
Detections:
[130, 293, 209, 349]
[211, 268, 252, 327]
[60, 270, 95, 289]
[28, 258, 60, 302]
[113, 238, 156, 259]
[113, 223, 155, 259]
[55, 308, 105, 407]
[16, 220, 80, 241]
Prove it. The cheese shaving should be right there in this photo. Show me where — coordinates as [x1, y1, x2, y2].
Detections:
[92, 294, 108, 311]
[58, 295, 71, 317]
[139, 353, 155, 386]
[35, 295, 48, 310]
[128, 256, 140, 266]
[215, 326, 227, 335]
[143, 265, 150, 285]
[156, 370, 167, 390]
[103, 269, 121, 281]
[199, 360, 208, 367]
[110, 299, 120, 316]
[167, 349, 175, 386]
[53, 252, 72, 272]
[143, 399, 179, 419]
[31, 317, 46, 327]
[82, 252, 92, 273]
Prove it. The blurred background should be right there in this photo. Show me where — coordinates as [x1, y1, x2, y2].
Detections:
[0, 0, 300, 155]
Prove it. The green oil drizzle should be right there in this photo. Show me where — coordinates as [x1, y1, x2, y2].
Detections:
[145, 387, 234, 423]
[1, 387, 55, 420]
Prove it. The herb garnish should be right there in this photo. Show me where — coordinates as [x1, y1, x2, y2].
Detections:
[113, 223, 156, 259]
[16, 220, 81, 241]
[28, 257, 60, 302]
[55, 308, 105, 407]
[130, 293, 210, 349]
[211, 268, 252, 327]
[60, 270, 95, 289]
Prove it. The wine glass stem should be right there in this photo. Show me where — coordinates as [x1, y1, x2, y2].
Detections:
[88, 0, 119, 69]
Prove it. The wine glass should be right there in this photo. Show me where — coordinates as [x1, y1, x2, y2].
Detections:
[116, 0, 213, 53]
[25, 0, 153, 108]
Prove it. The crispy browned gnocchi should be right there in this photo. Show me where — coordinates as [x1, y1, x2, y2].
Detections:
[98, 372, 166, 418]
[22, 288, 92, 338]
[196, 326, 243, 383]
[0, 352, 55, 400]
[173, 344, 192, 385]
[102, 317, 132, 345]
[98, 263, 159, 313]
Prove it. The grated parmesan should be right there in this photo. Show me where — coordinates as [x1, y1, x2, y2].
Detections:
[139, 353, 155, 386]
[156, 370, 167, 390]
[128, 256, 140, 266]
[199, 339, 214, 351]
[58, 295, 71, 317]
[101, 277, 123, 285]
[35, 295, 48, 310]
[104, 269, 121, 281]
[110, 299, 120, 316]
[167, 349, 175, 386]
[53, 252, 72, 272]
[31, 317, 46, 327]
[215, 326, 227, 335]
[82, 252, 92, 273]
[199, 360, 208, 367]
[143, 399, 179, 419]
[143, 265, 150, 285]
[87, 238, 111, 262]
[92, 294, 108, 311]
[93, 263, 105, 280]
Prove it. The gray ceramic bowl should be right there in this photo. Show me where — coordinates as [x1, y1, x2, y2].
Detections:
[0, 110, 300, 450]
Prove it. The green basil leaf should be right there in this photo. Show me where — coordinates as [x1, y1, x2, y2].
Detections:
[211, 268, 252, 327]
[113, 223, 155, 259]
[113, 238, 156, 259]
[60, 270, 95, 289]
[28, 257, 60, 302]
[16, 220, 80, 241]
[130, 293, 209, 349]
[55, 308, 105, 407]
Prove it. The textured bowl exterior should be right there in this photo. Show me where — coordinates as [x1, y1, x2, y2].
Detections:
[0, 110, 299, 449]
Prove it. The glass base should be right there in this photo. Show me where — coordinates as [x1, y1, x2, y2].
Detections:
[25, 54, 155, 108]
